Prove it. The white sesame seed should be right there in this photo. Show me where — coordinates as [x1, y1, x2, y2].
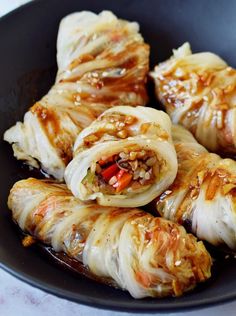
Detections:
[120, 68, 126, 75]
[109, 176, 117, 185]
[119, 152, 128, 159]
[146, 157, 157, 166]
[139, 169, 146, 178]
[130, 152, 137, 160]
[175, 260, 181, 266]
[90, 162, 96, 174]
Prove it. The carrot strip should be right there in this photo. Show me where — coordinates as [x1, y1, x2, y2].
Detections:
[135, 271, 151, 288]
[114, 172, 132, 192]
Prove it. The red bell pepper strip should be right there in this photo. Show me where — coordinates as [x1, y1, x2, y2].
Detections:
[101, 163, 119, 181]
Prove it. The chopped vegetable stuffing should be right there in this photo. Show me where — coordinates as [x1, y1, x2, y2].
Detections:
[82, 149, 158, 195]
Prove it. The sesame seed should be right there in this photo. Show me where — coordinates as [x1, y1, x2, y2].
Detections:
[119, 152, 128, 159]
[109, 176, 117, 185]
[146, 157, 156, 166]
[175, 260, 181, 266]
[117, 130, 128, 139]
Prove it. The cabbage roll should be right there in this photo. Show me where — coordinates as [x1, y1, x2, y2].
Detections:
[65, 106, 177, 207]
[8, 178, 212, 298]
[4, 11, 149, 180]
[156, 125, 236, 250]
[151, 42, 236, 154]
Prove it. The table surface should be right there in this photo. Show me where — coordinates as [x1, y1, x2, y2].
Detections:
[1, 1, 236, 315]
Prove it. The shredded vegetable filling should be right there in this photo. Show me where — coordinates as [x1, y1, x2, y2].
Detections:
[82, 149, 160, 194]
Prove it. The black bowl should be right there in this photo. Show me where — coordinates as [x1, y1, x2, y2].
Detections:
[1, 0, 236, 312]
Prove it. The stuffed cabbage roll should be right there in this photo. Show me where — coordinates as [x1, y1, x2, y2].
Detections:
[151, 42, 236, 154]
[8, 178, 211, 298]
[4, 11, 149, 180]
[65, 106, 178, 207]
[156, 125, 236, 250]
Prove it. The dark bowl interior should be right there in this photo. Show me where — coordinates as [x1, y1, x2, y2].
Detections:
[1, 0, 236, 312]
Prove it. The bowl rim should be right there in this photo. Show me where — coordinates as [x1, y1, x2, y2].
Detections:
[1, 0, 236, 312]
[1, 261, 236, 313]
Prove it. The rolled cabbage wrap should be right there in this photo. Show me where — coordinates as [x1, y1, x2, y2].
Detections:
[151, 42, 236, 154]
[65, 106, 178, 207]
[156, 125, 236, 250]
[8, 178, 212, 298]
[4, 11, 149, 180]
